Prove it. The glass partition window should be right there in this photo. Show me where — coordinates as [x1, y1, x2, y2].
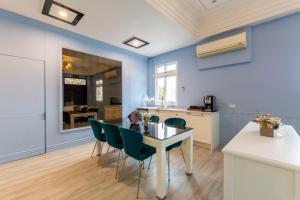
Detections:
[154, 62, 177, 106]
[96, 79, 103, 102]
[62, 48, 122, 130]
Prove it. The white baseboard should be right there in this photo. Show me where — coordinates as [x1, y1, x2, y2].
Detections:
[0, 137, 95, 165]
[0, 147, 45, 164]
[46, 137, 95, 152]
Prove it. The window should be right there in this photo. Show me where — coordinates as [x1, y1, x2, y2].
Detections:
[64, 77, 86, 85]
[96, 79, 103, 102]
[155, 62, 177, 106]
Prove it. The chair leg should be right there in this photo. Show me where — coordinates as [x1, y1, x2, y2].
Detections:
[99, 142, 104, 157]
[148, 156, 152, 170]
[91, 141, 97, 158]
[180, 146, 186, 164]
[122, 156, 127, 170]
[167, 151, 170, 182]
[105, 146, 111, 161]
[115, 149, 121, 179]
[137, 161, 143, 199]
[98, 142, 102, 156]
[142, 161, 145, 169]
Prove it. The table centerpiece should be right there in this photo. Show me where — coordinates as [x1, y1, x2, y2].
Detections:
[253, 113, 281, 137]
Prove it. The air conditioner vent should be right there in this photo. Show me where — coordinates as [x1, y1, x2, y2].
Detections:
[197, 32, 247, 58]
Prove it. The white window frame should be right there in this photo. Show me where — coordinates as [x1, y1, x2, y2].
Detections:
[96, 79, 103, 102]
[154, 61, 177, 106]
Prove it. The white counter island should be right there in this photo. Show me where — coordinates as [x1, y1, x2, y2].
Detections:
[222, 122, 300, 200]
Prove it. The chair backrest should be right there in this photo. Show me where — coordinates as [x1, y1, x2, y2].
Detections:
[119, 127, 143, 160]
[149, 115, 160, 123]
[88, 108, 99, 113]
[63, 112, 70, 124]
[164, 118, 186, 129]
[88, 118, 103, 141]
[100, 122, 123, 148]
[81, 107, 88, 113]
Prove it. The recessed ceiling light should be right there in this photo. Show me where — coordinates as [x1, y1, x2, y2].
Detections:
[123, 37, 150, 49]
[59, 11, 67, 18]
[42, 0, 84, 26]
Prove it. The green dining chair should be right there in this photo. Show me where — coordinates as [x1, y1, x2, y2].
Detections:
[100, 122, 124, 179]
[88, 118, 106, 158]
[119, 127, 156, 199]
[149, 115, 160, 123]
[164, 117, 186, 182]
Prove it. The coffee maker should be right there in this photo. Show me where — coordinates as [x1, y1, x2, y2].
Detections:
[204, 96, 216, 112]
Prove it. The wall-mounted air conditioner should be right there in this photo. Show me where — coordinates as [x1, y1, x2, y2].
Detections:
[196, 32, 247, 58]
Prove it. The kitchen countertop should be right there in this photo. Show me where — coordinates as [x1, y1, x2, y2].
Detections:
[137, 107, 219, 114]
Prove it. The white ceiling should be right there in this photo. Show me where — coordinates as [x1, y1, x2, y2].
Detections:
[0, 0, 197, 57]
[1, 0, 300, 57]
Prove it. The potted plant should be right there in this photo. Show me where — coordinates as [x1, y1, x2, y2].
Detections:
[254, 113, 281, 137]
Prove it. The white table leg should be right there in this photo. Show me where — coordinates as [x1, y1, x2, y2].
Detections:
[156, 145, 167, 199]
[183, 133, 193, 175]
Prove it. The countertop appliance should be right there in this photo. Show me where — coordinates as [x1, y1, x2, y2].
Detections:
[188, 105, 204, 111]
[204, 95, 216, 112]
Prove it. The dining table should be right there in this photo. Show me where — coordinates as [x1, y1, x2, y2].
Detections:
[67, 111, 97, 128]
[100, 118, 194, 199]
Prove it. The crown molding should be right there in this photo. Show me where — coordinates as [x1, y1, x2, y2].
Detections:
[146, 0, 204, 37]
[197, 0, 300, 39]
[146, 0, 300, 40]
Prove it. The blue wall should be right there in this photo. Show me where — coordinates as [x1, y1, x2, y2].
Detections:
[148, 13, 300, 145]
[0, 9, 148, 163]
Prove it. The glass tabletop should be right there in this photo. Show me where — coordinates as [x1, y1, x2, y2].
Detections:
[102, 118, 192, 141]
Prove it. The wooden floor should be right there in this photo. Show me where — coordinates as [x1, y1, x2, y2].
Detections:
[0, 143, 223, 200]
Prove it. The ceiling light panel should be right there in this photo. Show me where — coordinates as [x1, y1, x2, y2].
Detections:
[42, 0, 84, 26]
[49, 4, 77, 23]
[123, 37, 150, 49]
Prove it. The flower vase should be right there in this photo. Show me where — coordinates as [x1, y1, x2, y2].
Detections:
[144, 120, 149, 129]
[260, 126, 274, 137]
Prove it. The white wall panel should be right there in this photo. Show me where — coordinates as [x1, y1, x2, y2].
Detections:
[0, 55, 45, 162]
[0, 11, 44, 61]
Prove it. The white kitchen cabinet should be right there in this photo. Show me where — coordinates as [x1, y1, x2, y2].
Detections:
[141, 108, 220, 150]
[186, 112, 211, 143]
